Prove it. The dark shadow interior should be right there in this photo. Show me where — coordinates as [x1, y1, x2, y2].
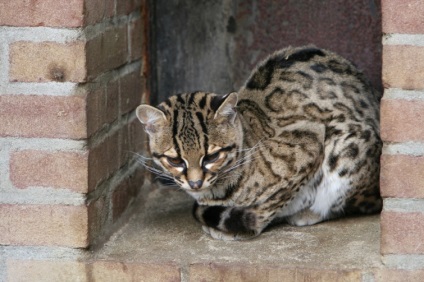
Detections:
[149, 0, 382, 105]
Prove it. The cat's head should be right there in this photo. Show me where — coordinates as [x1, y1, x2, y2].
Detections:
[136, 92, 243, 193]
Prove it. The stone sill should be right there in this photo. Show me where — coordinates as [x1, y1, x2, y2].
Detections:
[92, 186, 382, 281]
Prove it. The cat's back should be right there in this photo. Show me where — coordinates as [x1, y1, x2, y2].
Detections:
[238, 46, 380, 127]
[235, 46, 382, 217]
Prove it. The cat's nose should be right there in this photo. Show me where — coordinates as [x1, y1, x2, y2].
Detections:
[188, 180, 203, 190]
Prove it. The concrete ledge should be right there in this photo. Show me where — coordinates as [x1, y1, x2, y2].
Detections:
[91, 186, 382, 281]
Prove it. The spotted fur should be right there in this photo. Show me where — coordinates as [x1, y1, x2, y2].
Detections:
[136, 46, 382, 240]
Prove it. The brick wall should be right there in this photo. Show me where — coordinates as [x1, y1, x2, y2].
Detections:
[0, 0, 146, 274]
[380, 0, 424, 275]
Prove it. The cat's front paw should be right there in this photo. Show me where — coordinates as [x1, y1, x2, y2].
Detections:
[201, 226, 257, 241]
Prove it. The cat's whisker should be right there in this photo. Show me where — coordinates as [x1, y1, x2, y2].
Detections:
[136, 160, 175, 181]
[224, 147, 261, 173]
[127, 151, 153, 161]
[221, 156, 260, 175]
[217, 173, 243, 181]
[155, 180, 179, 188]
[235, 141, 265, 153]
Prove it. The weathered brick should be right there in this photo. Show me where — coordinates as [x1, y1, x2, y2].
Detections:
[10, 150, 88, 193]
[120, 70, 143, 115]
[116, 0, 142, 16]
[112, 180, 134, 223]
[189, 264, 362, 282]
[376, 269, 424, 282]
[129, 18, 143, 61]
[382, 0, 424, 34]
[88, 131, 121, 191]
[10, 41, 86, 83]
[88, 188, 109, 244]
[382, 45, 424, 90]
[0, 204, 88, 247]
[380, 154, 424, 198]
[128, 117, 146, 153]
[380, 99, 424, 142]
[0, 0, 84, 27]
[88, 120, 144, 192]
[0, 95, 87, 139]
[7, 260, 182, 282]
[87, 79, 120, 136]
[89, 261, 180, 282]
[84, 0, 114, 25]
[7, 260, 87, 282]
[121, 118, 146, 165]
[86, 27, 128, 79]
[381, 211, 424, 254]
[112, 168, 144, 222]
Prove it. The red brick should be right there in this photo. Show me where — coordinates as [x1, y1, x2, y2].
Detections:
[87, 79, 120, 136]
[189, 263, 362, 282]
[381, 211, 424, 254]
[0, 0, 84, 27]
[7, 260, 87, 282]
[129, 18, 143, 61]
[376, 269, 424, 282]
[10, 150, 88, 193]
[10, 41, 86, 83]
[120, 70, 143, 115]
[382, 0, 424, 34]
[382, 45, 424, 90]
[0, 95, 87, 139]
[116, 0, 142, 16]
[380, 154, 424, 198]
[0, 204, 88, 247]
[84, 0, 114, 25]
[380, 99, 424, 142]
[86, 27, 128, 79]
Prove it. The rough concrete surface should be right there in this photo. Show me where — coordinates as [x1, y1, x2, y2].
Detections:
[95, 186, 382, 271]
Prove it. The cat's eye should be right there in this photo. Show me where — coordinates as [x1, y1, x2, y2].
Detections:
[165, 156, 184, 167]
[203, 151, 220, 164]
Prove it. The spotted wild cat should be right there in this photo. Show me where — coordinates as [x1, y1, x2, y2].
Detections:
[136, 46, 382, 240]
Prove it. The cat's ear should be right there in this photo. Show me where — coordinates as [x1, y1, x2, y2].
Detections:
[214, 92, 238, 124]
[136, 104, 167, 135]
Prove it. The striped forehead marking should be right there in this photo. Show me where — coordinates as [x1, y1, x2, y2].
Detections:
[167, 93, 212, 158]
